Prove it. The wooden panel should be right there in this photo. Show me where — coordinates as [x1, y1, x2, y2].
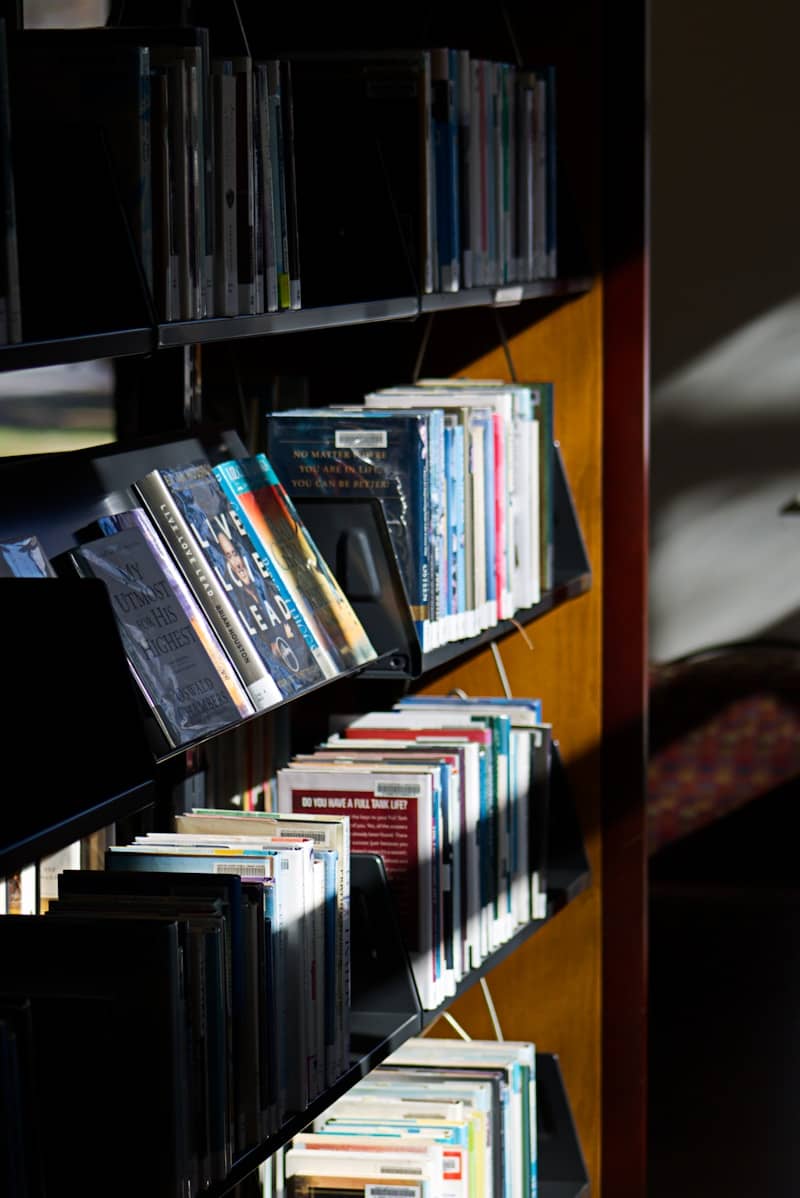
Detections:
[601, 0, 649, 1190]
[416, 288, 604, 1190]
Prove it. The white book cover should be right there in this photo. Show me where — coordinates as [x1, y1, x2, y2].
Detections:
[277, 764, 440, 1010]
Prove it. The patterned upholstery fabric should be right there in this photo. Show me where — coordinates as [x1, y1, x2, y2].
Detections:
[647, 643, 800, 855]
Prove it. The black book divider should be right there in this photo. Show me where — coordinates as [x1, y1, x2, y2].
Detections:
[348, 851, 422, 1055]
[294, 494, 423, 677]
[537, 1053, 592, 1198]
[547, 741, 592, 911]
[0, 577, 156, 879]
[297, 441, 591, 682]
[9, 118, 155, 347]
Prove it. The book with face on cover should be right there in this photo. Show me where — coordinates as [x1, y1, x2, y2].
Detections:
[133, 459, 329, 710]
[66, 507, 254, 751]
[213, 453, 376, 672]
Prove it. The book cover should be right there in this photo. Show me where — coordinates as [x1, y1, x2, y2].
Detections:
[276, 762, 440, 1010]
[216, 453, 376, 672]
[213, 456, 364, 681]
[69, 507, 254, 750]
[0, 534, 55, 578]
[133, 459, 328, 707]
[266, 409, 431, 648]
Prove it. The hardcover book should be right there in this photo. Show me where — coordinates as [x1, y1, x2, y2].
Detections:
[133, 459, 329, 709]
[68, 507, 254, 750]
[265, 409, 431, 648]
[213, 453, 376, 672]
[0, 534, 55, 578]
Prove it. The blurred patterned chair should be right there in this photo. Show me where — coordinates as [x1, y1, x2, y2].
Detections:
[647, 640, 800, 870]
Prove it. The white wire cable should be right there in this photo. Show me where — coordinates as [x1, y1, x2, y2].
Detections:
[480, 977, 504, 1041]
[441, 1010, 472, 1041]
[490, 641, 513, 698]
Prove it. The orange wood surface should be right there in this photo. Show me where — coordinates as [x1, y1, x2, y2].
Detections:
[415, 286, 604, 1191]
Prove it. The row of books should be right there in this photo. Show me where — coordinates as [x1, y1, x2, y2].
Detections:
[0, 24, 559, 345]
[266, 377, 555, 654]
[0, 448, 376, 752]
[6, 24, 302, 323]
[277, 694, 553, 1011]
[1, 693, 554, 1193]
[0, 804, 353, 1197]
[273, 1035, 538, 1198]
[428, 49, 557, 292]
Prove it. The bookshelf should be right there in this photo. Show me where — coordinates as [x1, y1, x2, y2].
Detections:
[0, 1, 648, 1196]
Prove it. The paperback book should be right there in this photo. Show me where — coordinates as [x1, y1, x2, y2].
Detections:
[68, 507, 254, 750]
[133, 459, 329, 710]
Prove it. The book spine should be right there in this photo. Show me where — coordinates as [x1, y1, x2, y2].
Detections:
[279, 60, 302, 311]
[255, 62, 279, 313]
[133, 471, 280, 712]
[266, 60, 291, 310]
[232, 55, 256, 315]
[0, 18, 20, 343]
[211, 60, 238, 316]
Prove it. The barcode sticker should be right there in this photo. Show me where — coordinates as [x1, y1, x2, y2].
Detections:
[374, 781, 423, 799]
[366, 1187, 422, 1198]
[335, 429, 388, 450]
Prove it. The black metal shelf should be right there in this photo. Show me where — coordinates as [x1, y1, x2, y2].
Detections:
[420, 275, 593, 313]
[0, 327, 154, 372]
[156, 297, 420, 348]
[0, 279, 593, 373]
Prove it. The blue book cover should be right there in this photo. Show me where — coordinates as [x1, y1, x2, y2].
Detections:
[214, 452, 376, 672]
[134, 459, 327, 702]
[431, 47, 461, 291]
[0, 533, 55, 577]
[213, 458, 343, 681]
[70, 507, 254, 749]
[265, 409, 431, 644]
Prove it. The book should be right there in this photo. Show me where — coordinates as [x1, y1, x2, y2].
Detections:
[46, 888, 231, 1189]
[0, 914, 191, 1198]
[213, 456, 358, 680]
[213, 453, 376, 672]
[56, 866, 253, 1153]
[0, 17, 21, 345]
[66, 507, 254, 750]
[132, 459, 329, 709]
[175, 806, 351, 1086]
[431, 47, 461, 293]
[210, 58, 238, 316]
[276, 760, 442, 1010]
[265, 408, 432, 651]
[0, 534, 55, 577]
[113, 831, 316, 1113]
[386, 1038, 537, 1198]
